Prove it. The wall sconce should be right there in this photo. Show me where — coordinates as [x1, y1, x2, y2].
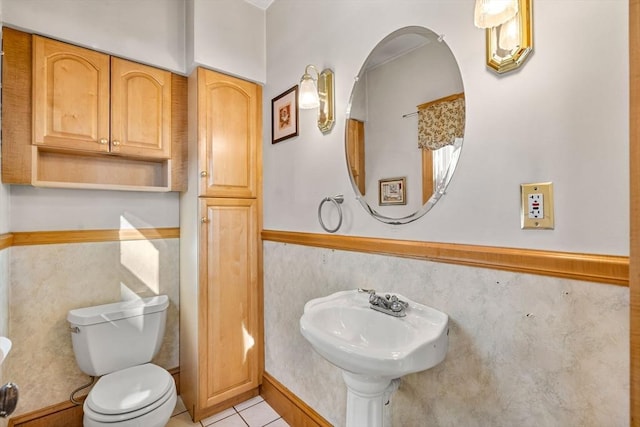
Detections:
[299, 64, 335, 133]
[474, 0, 533, 74]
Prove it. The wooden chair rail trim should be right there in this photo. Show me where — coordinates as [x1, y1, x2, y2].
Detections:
[261, 230, 629, 286]
[1, 227, 180, 247]
[0, 233, 13, 251]
[261, 372, 332, 427]
[1, 228, 627, 286]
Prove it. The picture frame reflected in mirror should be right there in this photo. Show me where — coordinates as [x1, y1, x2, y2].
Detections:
[379, 177, 406, 206]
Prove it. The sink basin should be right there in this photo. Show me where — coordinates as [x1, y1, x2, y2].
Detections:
[300, 290, 448, 378]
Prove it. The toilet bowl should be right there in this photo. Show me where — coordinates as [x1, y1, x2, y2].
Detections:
[67, 295, 176, 427]
[83, 364, 176, 427]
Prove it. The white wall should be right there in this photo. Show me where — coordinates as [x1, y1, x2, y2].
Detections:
[9, 187, 179, 232]
[0, 0, 629, 423]
[190, 0, 266, 83]
[1, 0, 267, 232]
[262, 1, 630, 425]
[2, 0, 186, 73]
[263, 0, 629, 256]
[1, 0, 187, 231]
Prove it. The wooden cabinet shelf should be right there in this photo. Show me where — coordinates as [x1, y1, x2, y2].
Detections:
[1, 27, 186, 192]
[34, 147, 171, 191]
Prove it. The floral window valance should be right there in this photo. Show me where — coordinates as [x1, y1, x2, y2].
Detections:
[417, 93, 465, 150]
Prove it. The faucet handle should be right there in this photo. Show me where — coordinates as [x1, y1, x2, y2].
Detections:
[390, 301, 404, 312]
[357, 288, 376, 295]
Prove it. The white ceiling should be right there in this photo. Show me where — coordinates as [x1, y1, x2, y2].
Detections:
[364, 33, 432, 71]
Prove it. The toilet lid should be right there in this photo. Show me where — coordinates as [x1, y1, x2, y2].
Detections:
[86, 363, 174, 415]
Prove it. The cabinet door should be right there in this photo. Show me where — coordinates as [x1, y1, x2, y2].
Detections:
[111, 58, 172, 159]
[197, 68, 261, 198]
[198, 198, 259, 408]
[33, 36, 110, 152]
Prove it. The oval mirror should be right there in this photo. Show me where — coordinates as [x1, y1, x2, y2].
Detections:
[345, 26, 465, 224]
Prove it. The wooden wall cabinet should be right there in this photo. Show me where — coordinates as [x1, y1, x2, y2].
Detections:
[2, 28, 186, 191]
[33, 35, 172, 159]
[32, 36, 110, 155]
[196, 68, 259, 199]
[180, 67, 263, 421]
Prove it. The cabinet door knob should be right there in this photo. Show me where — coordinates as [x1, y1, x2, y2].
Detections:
[200, 217, 209, 224]
[99, 138, 108, 145]
[112, 140, 121, 146]
[200, 171, 208, 178]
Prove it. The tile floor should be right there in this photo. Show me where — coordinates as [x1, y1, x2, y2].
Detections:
[168, 395, 289, 427]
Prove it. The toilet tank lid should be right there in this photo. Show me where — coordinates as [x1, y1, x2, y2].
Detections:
[67, 295, 169, 326]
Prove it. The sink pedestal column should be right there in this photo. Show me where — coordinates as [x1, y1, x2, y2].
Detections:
[342, 372, 399, 427]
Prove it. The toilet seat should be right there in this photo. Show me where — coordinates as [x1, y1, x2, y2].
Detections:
[84, 363, 175, 423]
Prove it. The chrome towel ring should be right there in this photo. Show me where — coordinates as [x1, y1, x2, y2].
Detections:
[318, 195, 344, 233]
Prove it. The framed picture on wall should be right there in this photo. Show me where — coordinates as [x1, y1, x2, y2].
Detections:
[272, 85, 299, 144]
[379, 177, 406, 206]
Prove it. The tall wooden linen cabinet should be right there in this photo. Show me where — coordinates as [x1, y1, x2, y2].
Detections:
[180, 67, 263, 421]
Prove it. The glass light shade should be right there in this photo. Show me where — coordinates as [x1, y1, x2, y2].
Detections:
[299, 76, 320, 109]
[474, 0, 518, 28]
[498, 13, 520, 50]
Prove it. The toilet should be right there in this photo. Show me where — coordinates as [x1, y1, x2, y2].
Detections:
[67, 295, 177, 427]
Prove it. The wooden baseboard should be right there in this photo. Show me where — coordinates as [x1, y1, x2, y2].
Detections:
[8, 368, 179, 427]
[260, 372, 331, 427]
[8, 400, 84, 427]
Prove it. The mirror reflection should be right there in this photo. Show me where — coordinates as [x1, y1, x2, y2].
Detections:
[345, 26, 465, 224]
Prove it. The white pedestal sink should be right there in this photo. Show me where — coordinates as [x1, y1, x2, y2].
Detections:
[300, 290, 449, 427]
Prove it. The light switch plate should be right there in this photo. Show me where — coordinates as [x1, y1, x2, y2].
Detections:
[521, 182, 554, 229]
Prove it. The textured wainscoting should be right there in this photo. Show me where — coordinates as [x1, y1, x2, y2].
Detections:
[263, 241, 629, 427]
[4, 237, 180, 418]
[261, 230, 629, 286]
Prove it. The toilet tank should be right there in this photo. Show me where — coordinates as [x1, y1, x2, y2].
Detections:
[67, 295, 169, 376]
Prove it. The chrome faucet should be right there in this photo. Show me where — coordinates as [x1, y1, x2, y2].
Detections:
[357, 288, 409, 317]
